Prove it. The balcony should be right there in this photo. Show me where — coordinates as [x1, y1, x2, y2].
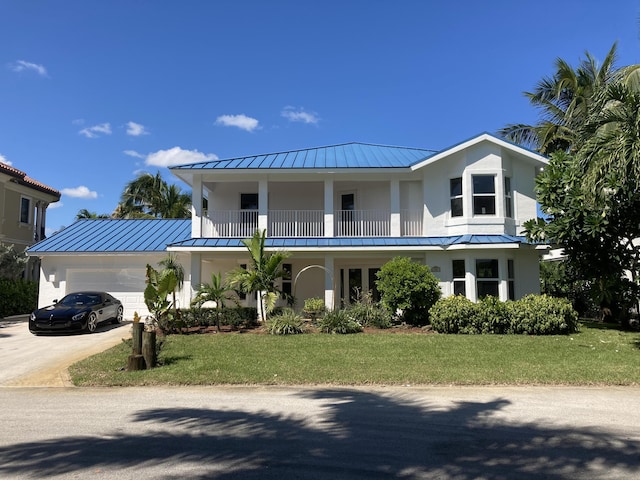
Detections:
[201, 209, 423, 238]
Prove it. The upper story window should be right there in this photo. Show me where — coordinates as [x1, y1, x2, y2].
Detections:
[472, 175, 495, 215]
[240, 193, 258, 210]
[20, 197, 31, 224]
[450, 177, 463, 217]
[504, 177, 513, 218]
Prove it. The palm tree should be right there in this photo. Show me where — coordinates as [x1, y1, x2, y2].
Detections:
[227, 229, 291, 323]
[191, 272, 237, 331]
[116, 172, 191, 219]
[500, 43, 619, 155]
[158, 253, 185, 314]
[75, 209, 110, 220]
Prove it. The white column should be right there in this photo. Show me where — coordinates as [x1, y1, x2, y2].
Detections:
[324, 178, 334, 237]
[190, 252, 202, 301]
[258, 180, 268, 233]
[390, 179, 400, 236]
[324, 255, 335, 310]
[191, 176, 202, 238]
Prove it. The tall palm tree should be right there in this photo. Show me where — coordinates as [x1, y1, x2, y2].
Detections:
[116, 172, 191, 219]
[76, 209, 110, 220]
[158, 253, 185, 313]
[500, 43, 619, 155]
[227, 229, 291, 322]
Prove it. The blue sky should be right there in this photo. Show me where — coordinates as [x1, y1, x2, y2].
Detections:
[1, 0, 639, 234]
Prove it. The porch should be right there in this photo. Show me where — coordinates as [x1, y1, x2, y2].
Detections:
[201, 209, 424, 238]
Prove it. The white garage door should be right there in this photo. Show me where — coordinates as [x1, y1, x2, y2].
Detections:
[66, 268, 148, 320]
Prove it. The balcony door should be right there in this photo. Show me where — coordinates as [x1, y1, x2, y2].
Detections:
[339, 192, 359, 236]
[240, 193, 258, 236]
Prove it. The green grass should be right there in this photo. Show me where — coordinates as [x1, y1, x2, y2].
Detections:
[69, 322, 640, 386]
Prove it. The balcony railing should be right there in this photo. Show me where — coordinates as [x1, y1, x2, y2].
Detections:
[201, 209, 423, 238]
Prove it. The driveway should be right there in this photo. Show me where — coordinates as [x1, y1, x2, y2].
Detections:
[0, 318, 131, 386]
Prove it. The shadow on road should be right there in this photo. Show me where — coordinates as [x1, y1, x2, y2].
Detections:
[0, 389, 638, 478]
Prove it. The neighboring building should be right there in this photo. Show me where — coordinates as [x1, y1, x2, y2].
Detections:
[28, 133, 548, 318]
[1, 161, 60, 280]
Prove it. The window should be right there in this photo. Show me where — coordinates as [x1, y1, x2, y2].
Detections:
[452, 259, 466, 296]
[504, 177, 513, 218]
[472, 175, 495, 215]
[240, 193, 258, 210]
[450, 178, 463, 217]
[281, 263, 292, 302]
[508, 259, 515, 300]
[476, 259, 499, 298]
[20, 197, 31, 224]
[237, 263, 247, 300]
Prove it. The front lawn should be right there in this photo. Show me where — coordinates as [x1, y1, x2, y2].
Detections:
[69, 322, 640, 386]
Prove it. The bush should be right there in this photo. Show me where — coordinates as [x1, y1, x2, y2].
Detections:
[0, 279, 37, 318]
[430, 295, 479, 334]
[347, 295, 393, 329]
[265, 309, 306, 335]
[173, 307, 258, 332]
[506, 294, 579, 335]
[319, 309, 363, 334]
[430, 294, 579, 335]
[376, 257, 441, 325]
[303, 297, 326, 320]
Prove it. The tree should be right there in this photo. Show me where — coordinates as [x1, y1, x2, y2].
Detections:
[0, 243, 28, 280]
[145, 254, 185, 333]
[375, 256, 441, 326]
[75, 209, 110, 220]
[499, 43, 619, 155]
[227, 229, 291, 323]
[191, 272, 237, 331]
[115, 172, 191, 219]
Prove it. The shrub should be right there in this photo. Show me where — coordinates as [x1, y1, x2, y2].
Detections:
[347, 294, 393, 329]
[430, 294, 579, 335]
[0, 279, 38, 318]
[430, 295, 480, 334]
[265, 309, 306, 335]
[303, 297, 326, 320]
[319, 309, 363, 334]
[506, 294, 579, 335]
[376, 257, 441, 325]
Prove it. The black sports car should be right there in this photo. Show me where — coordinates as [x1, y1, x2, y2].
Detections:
[29, 291, 123, 334]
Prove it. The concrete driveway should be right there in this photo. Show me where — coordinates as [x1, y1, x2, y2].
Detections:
[0, 317, 131, 386]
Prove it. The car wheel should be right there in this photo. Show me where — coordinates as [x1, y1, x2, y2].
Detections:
[112, 306, 124, 325]
[86, 312, 98, 333]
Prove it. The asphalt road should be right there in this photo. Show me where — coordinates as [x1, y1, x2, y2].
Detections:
[1, 319, 640, 479]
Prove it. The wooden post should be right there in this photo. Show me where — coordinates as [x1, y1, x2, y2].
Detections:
[132, 322, 143, 355]
[142, 330, 157, 369]
[127, 354, 145, 371]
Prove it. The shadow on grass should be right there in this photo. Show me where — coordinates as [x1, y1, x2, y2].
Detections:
[0, 389, 638, 479]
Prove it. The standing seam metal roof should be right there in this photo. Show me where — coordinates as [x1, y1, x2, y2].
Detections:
[171, 142, 437, 171]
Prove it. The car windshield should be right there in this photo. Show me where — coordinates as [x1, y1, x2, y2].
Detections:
[59, 294, 102, 307]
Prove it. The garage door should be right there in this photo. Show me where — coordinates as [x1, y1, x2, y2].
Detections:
[66, 269, 148, 320]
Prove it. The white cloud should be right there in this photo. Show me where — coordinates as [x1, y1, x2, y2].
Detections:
[78, 123, 112, 138]
[215, 114, 260, 132]
[145, 147, 218, 167]
[47, 201, 63, 209]
[123, 149, 145, 159]
[10, 60, 48, 77]
[0, 153, 11, 166]
[281, 106, 320, 124]
[61, 186, 98, 199]
[126, 121, 148, 136]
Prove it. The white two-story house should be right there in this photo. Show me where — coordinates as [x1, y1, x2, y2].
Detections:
[28, 133, 548, 318]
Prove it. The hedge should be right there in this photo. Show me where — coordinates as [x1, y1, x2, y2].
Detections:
[0, 279, 38, 318]
[430, 294, 579, 335]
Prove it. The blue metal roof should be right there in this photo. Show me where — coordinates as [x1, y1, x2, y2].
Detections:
[168, 235, 530, 249]
[27, 219, 192, 253]
[171, 142, 437, 171]
[27, 220, 530, 254]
